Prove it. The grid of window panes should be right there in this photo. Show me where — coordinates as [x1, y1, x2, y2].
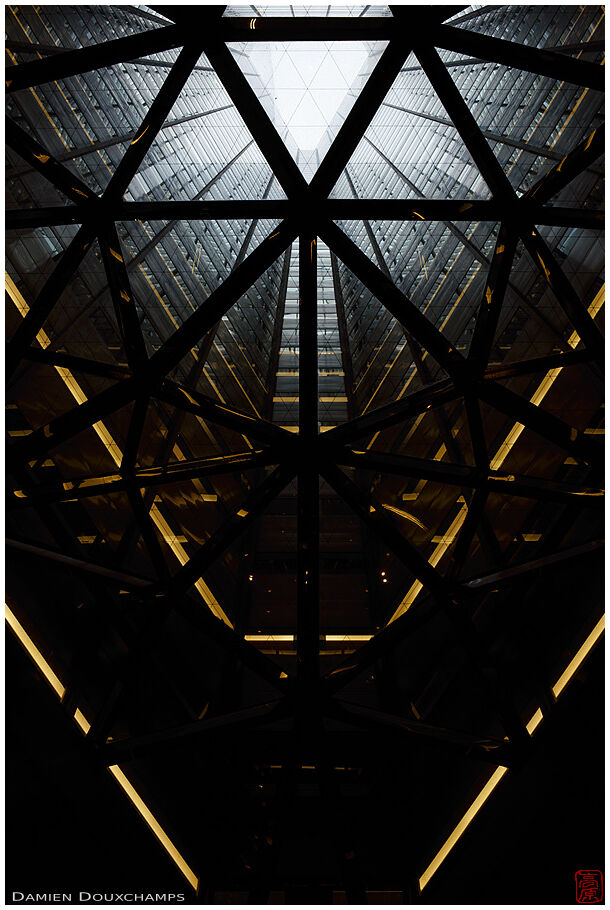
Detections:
[6, 4, 289, 425]
[330, 4, 604, 414]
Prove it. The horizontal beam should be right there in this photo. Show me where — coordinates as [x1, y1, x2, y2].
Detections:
[321, 378, 460, 447]
[479, 379, 604, 468]
[152, 463, 297, 599]
[382, 100, 604, 173]
[157, 380, 295, 448]
[6, 105, 233, 180]
[434, 24, 605, 90]
[331, 448, 604, 506]
[8, 220, 296, 466]
[102, 700, 290, 761]
[8, 200, 601, 232]
[6, 25, 186, 92]
[525, 126, 605, 205]
[20, 347, 133, 382]
[327, 700, 515, 766]
[5, 538, 151, 589]
[465, 539, 603, 590]
[8, 450, 283, 509]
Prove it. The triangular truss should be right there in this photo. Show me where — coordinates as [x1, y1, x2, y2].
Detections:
[6, 3, 604, 899]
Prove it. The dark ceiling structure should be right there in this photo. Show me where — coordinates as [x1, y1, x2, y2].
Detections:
[5, 3, 605, 905]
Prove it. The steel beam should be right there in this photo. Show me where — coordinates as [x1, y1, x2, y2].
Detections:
[102, 700, 290, 761]
[5, 538, 151, 589]
[202, 40, 306, 199]
[310, 41, 409, 198]
[297, 233, 320, 688]
[320, 220, 465, 379]
[525, 126, 605, 205]
[7, 199, 603, 233]
[6, 223, 97, 378]
[322, 377, 460, 447]
[157, 380, 295, 448]
[102, 43, 205, 202]
[5, 25, 186, 92]
[19, 347, 132, 382]
[327, 700, 515, 766]
[99, 224, 148, 370]
[263, 248, 291, 419]
[361, 134, 578, 351]
[382, 101, 603, 172]
[519, 226, 605, 364]
[468, 224, 518, 375]
[465, 539, 603, 590]
[414, 43, 515, 201]
[328, 448, 603, 507]
[478, 379, 604, 467]
[8, 220, 297, 466]
[151, 463, 297, 599]
[5, 117, 98, 206]
[434, 23, 604, 91]
[6, 105, 233, 179]
[8, 451, 281, 510]
[320, 462, 454, 604]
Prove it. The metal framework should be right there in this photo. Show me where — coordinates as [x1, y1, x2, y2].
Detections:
[5, 3, 604, 900]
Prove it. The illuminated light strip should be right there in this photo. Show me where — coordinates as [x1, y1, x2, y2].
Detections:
[389, 503, 468, 621]
[420, 706, 546, 892]
[552, 615, 604, 698]
[381, 503, 427, 530]
[107, 765, 199, 891]
[420, 613, 604, 892]
[245, 634, 294, 642]
[74, 707, 91, 734]
[5, 604, 66, 699]
[212, 340, 261, 418]
[390, 287, 605, 624]
[148, 504, 233, 628]
[325, 635, 373, 642]
[7, 275, 230, 626]
[419, 763, 509, 891]
[244, 634, 373, 643]
[8, 601, 197, 889]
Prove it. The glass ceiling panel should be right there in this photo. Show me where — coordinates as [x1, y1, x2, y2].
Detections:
[229, 38, 387, 175]
[223, 5, 393, 16]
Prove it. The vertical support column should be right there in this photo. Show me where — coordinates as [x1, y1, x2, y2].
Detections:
[297, 233, 319, 691]
[264, 247, 292, 420]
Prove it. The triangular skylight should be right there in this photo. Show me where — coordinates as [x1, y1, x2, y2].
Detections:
[240, 41, 371, 153]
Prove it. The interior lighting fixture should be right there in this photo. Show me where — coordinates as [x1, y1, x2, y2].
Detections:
[419, 614, 604, 892]
[391, 287, 605, 625]
[107, 765, 199, 891]
[5, 603, 66, 699]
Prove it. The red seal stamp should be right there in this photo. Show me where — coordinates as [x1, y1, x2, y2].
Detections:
[576, 870, 603, 903]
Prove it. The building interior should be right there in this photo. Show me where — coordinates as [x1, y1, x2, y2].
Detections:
[5, 3, 605, 904]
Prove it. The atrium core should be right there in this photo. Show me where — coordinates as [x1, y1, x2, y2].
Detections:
[5, 4, 604, 904]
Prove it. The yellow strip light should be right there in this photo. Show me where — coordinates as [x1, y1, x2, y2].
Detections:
[5, 604, 66, 699]
[108, 765, 199, 891]
[419, 614, 604, 892]
[245, 634, 294, 642]
[390, 286, 605, 624]
[148, 505, 232, 628]
[244, 634, 373, 643]
[7, 274, 231, 628]
[419, 765, 509, 891]
[552, 615, 605, 698]
[74, 708, 91, 734]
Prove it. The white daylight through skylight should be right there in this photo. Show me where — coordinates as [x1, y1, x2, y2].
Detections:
[247, 41, 370, 151]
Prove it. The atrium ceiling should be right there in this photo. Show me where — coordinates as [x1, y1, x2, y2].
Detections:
[5, 3, 605, 904]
